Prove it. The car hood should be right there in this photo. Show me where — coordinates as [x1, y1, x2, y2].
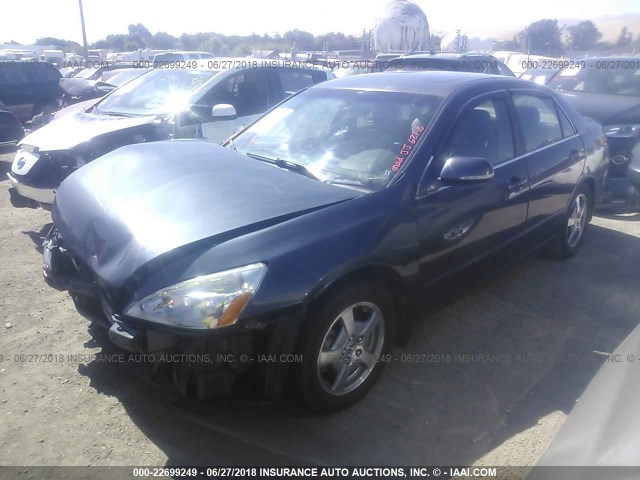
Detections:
[558, 91, 640, 125]
[53, 141, 359, 287]
[19, 110, 157, 151]
[525, 322, 640, 479]
[53, 99, 101, 119]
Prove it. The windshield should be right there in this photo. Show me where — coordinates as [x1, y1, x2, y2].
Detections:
[231, 88, 442, 192]
[549, 63, 640, 96]
[95, 68, 218, 116]
[75, 68, 99, 79]
[105, 69, 149, 87]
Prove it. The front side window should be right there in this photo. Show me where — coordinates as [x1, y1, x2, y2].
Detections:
[231, 88, 443, 191]
[513, 95, 563, 151]
[439, 98, 515, 168]
[195, 69, 270, 117]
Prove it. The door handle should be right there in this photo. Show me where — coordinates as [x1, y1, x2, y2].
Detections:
[508, 176, 528, 191]
[570, 149, 585, 161]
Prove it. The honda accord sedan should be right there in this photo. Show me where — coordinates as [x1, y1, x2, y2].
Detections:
[43, 72, 608, 412]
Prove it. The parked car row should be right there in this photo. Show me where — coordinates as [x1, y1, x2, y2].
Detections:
[520, 57, 640, 211]
[7, 60, 333, 207]
[33, 69, 607, 411]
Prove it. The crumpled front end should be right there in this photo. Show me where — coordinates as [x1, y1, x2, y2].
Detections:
[42, 225, 302, 401]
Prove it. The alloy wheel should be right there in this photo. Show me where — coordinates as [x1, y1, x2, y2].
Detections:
[567, 193, 588, 248]
[316, 302, 385, 395]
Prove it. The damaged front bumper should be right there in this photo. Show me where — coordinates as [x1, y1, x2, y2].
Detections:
[42, 227, 301, 400]
[7, 172, 56, 205]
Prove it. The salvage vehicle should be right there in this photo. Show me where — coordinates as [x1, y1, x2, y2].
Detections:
[386, 53, 515, 76]
[547, 57, 640, 210]
[0, 99, 25, 149]
[43, 72, 607, 412]
[0, 60, 62, 123]
[525, 321, 640, 480]
[8, 60, 331, 207]
[59, 63, 140, 106]
[60, 67, 151, 106]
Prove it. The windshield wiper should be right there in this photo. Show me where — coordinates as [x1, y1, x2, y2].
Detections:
[328, 178, 375, 192]
[97, 111, 136, 118]
[244, 152, 319, 180]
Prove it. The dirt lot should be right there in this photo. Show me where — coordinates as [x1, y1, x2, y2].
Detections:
[1, 150, 639, 470]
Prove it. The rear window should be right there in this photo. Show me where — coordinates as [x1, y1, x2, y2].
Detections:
[0, 63, 30, 85]
[549, 62, 640, 96]
[24, 63, 61, 82]
[278, 69, 316, 96]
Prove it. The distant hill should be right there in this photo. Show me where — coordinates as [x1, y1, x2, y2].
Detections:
[558, 13, 640, 42]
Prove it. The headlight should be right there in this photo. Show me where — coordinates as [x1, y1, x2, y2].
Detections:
[125, 263, 266, 329]
[604, 124, 640, 138]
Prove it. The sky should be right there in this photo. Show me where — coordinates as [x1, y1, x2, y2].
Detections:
[2, 0, 640, 45]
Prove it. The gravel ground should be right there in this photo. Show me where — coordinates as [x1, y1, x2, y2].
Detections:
[1, 151, 639, 471]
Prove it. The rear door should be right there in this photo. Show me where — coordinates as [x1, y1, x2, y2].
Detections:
[416, 90, 530, 291]
[0, 63, 32, 121]
[0, 107, 24, 145]
[509, 91, 585, 232]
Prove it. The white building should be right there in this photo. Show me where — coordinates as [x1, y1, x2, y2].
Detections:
[374, 0, 431, 53]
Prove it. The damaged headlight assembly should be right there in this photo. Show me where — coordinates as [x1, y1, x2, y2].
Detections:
[125, 263, 266, 329]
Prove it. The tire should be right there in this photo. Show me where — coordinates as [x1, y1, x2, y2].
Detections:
[32, 100, 58, 117]
[297, 281, 396, 413]
[550, 183, 592, 259]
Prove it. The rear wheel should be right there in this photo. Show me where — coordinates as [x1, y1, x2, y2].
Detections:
[297, 282, 395, 412]
[550, 183, 592, 258]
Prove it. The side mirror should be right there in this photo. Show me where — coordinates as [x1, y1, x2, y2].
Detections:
[440, 156, 494, 183]
[211, 104, 237, 120]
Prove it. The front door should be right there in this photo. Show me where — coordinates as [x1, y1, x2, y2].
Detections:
[415, 91, 529, 294]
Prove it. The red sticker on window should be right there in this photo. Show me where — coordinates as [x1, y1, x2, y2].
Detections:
[392, 125, 425, 172]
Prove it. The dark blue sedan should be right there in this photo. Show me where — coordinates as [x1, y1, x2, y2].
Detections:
[43, 71, 608, 412]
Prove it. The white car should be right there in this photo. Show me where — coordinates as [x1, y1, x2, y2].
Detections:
[8, 59, 333, 207]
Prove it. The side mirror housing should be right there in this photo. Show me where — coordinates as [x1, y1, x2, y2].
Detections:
[211, 104, 237, 120]
[440, 156, 494, 183]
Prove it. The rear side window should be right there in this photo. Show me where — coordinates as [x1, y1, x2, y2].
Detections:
[440, 97, 515, 166]
[513, 95, 563, 151]
[277, 69, 315, 96]
[556, 104, 576, 137]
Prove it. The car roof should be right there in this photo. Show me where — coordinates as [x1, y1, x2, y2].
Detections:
[398, 53, 497, 61]
[192, 58, 330, 71]
[315, 70, 530, 96]
[578, 55, 639, 61]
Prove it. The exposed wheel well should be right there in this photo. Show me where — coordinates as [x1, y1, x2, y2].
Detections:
[582, 177, 596, 221]
[307, 266, 408, 342]
[32, 99, 59, 117]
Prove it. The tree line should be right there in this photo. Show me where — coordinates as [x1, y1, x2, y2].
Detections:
[29, 20, 639, 57]
[494, 19, 639, 55]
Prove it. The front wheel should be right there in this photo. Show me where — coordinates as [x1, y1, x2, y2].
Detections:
[550, 184, 592, 258]
[297, 282, 396, 413]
